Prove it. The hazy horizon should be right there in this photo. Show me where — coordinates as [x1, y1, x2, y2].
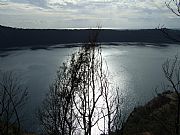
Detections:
[0, 0, 180, 29]
[1, 24, 180, 30]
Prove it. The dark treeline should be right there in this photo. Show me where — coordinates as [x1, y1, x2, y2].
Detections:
[0, 25, 180, 49]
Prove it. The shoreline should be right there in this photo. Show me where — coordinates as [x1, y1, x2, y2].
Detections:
[1, 25, 180, 50]
[0, 42, 171, 53]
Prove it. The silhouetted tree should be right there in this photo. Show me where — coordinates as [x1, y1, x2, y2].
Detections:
[166, 0, 180, 16]
[38, 59, 78, 135]
[162, 55, 180, 135]
[72, 30, 123, 135]
[158, 0, 180, 42]
[99, 79, 123, 135]
[161, 6, 180, 133]
[110, 90, 125, 135]
[38, 29, 123, 135]
[0, 71, 28, 135]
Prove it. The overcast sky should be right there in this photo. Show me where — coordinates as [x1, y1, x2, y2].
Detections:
[0, 0, 179, 29]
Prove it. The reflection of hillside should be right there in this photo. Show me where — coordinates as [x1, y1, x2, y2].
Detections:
[0, 25, 180, 49]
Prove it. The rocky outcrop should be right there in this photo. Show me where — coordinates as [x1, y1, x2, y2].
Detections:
[120, 91, 178, 135]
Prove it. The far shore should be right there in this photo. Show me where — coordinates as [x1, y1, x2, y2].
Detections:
[0, 42, 171, 54]
[0, 25, 180, 50]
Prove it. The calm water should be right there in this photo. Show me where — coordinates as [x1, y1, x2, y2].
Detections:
[0, 43, 179, 133]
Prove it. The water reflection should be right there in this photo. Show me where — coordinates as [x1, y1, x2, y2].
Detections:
[102, 47, 136, 115]
[0, 44, 179, 133]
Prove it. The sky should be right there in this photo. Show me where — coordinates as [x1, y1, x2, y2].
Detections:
[0, 0, 179, 29]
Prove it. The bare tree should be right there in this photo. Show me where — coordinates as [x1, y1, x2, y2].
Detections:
[70, 30, 104, 135]
[110, 90, 125, 135]
[162, 55, 180, 135]
[38, 58, 79, 135]
[98, 75, 124, 135]
[166, 0, 180, 17]
[157, 0, 180, 42]
[71, 29, 122, 135]
[102, 77, 116, 135]
[38, 29, 123, 135]
[0, 71, 28, 135]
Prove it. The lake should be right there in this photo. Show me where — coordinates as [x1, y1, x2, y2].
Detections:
[0, 42, 179, 133]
